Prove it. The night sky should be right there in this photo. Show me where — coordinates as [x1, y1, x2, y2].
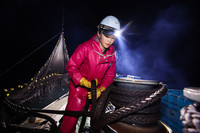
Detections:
[1, 0, 200, 89]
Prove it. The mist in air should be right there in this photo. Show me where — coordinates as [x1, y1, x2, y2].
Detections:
[116, 4, 191, 89]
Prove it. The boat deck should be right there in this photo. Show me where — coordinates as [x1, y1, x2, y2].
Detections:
[18, 94, 68, 129]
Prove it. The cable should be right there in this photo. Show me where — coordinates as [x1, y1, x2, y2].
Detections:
[0, 33, 60, 77]
[62, 9, 64, 33]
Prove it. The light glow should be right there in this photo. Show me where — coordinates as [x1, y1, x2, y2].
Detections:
[115, 21, 132, 40]
[114, 30, 122, 38]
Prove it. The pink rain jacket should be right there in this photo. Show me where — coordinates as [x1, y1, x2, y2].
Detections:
[66, 34, 116, 97]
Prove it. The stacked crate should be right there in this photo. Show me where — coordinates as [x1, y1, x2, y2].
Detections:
[161, 89, 193, 133]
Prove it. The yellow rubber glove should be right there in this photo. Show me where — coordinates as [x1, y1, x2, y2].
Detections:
[80, 78, 98, 88]
[88, 87, 106, 99]
[80, 77, 91, 88]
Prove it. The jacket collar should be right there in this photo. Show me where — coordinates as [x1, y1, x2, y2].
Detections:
[89, 34, 115, 57]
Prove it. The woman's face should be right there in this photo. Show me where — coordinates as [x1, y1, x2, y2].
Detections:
[98, 32, 115, 52]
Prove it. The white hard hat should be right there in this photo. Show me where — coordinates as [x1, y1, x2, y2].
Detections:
[100, 16, 120, 30]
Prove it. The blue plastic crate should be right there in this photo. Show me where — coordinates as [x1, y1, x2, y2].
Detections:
[168, 91, 183, 105]
[168, 122, 183, 133]
[167, 108, 179, 122]
[161, 89, 193, 133]
[161, 93, 168, 104]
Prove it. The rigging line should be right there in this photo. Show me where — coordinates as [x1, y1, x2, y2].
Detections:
[62, 9, 64, 32]
[0, 32, 61, 77]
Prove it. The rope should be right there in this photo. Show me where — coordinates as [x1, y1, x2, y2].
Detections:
[4, 98, 91, 117]
[93, 83, 167, 132]
[62, 9, 64, 33]
[79, 98, 90, 133]
[119, 113, 161, 125]
[3, 81, 167, 133]
[0, 32, 60, 77]
[3, 98, 58, 132]
[91, 80, 97, 118]
[3, 97, 92, 133]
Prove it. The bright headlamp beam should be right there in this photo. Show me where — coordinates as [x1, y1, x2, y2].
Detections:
[114, 30, 122, 38]
[115, 21, 132, 40]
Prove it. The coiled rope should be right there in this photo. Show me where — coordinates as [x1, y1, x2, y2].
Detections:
[92, 82, 167, 132]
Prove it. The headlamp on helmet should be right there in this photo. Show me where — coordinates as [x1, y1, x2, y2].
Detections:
[98, 25, 121, 38]
[98, 16, 121, 38]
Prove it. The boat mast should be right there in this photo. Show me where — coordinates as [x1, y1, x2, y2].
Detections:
[62, 9, 64, 33]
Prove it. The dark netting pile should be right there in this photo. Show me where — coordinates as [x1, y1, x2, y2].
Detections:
[7, 32, 70, 107]
[0, 33, 71, 133]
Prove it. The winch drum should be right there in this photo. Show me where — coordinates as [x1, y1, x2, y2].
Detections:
[110, 78, 163, 125]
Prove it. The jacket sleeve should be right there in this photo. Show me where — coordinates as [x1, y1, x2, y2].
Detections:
[66, 44, 86, 86]
[100, 60, 116, 88]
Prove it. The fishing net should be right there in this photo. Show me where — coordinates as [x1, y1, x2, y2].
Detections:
[7, 33, 70, 106]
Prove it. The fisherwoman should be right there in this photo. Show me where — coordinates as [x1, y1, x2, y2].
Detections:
[60, 15, 120, 133]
